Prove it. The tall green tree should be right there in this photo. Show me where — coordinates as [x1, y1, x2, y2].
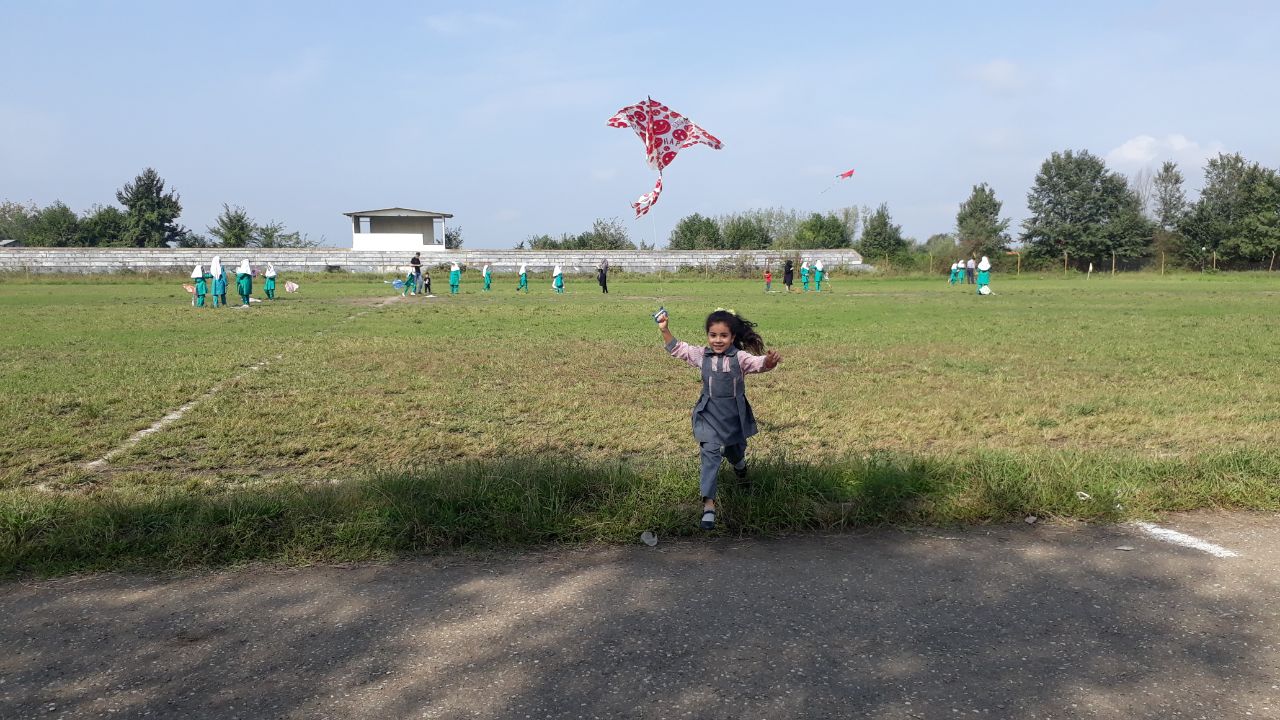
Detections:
[577, 218, 635, 249]
[208, 204, 255, 247]
[445, 225, 464, 249]
[721, 216, 771, 249]
[1149, 161, 1188, 262]
[1020, 150, 1152, 262]
[1182, 154, 1280, 263]
[77, 204, 128, 246]
[858, 204, 907, 257]
[116, 168, 186, 247]
[25, 202, 81, 246]
[668, 213, 722, 249]
[257, 220, 319, 248]
[1179, 153, 1243, 262]
[776, 212, 851, 249]
[920, 232, 959, 256]
[955, 182, 1011, 257]
[0, 200, 38, 243]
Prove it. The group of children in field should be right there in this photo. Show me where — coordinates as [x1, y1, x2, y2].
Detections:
[187, 256, 292, 308]
[948, 256, 993, 295]
[764, 259, 827, 293]
[401, 260, 599, 297]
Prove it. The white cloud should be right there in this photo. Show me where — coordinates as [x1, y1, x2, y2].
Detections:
[424, 12, 516, 35]
[1105, 134, 1225, 171]
[970, 59, 1027, 94]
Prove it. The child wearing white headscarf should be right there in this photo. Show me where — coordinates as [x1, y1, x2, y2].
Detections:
[977, 256, 992, 295]
[800, 261, 810, 292]
[482, 263, 491, 292]
[264, 263, 277, 300]
[517, 263, 528, 293]
[814, 260, 825, 292]
[449, 261, 461, 295]
[948, 261, 960, 285]
[236, 259, 253, 306]
[552, 264, 564, 293]
[191, 264, 209, 307]
[209, 256, 227, 307]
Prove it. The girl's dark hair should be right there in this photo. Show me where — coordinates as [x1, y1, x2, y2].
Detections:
[705, 310, 765, 354]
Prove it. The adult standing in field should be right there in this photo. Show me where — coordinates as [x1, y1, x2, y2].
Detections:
[783, 259, 794, 292]
[597, 257, 609, 294]
[410, 252, 422, 294]
[965, 257, 976, 284]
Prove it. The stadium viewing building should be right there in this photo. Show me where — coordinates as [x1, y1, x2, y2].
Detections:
[344, 207, 453, 252]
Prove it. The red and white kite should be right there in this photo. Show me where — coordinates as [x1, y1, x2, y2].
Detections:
[607, 97, 723, 217]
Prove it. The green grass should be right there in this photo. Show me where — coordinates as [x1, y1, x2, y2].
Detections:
[2, 270, 1279, 574]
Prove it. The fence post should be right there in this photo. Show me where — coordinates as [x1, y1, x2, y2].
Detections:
[1213, 251, 1217, 270]
[1161, 251, 1166, 276]
[1064, 250, 1068, 275]
[928, 253, 933, 275]
[1271, 250, 1276, 272]
[1111, 252, 1116, 276]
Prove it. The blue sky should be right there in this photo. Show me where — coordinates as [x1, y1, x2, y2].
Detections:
[2, 1, 1277, 248]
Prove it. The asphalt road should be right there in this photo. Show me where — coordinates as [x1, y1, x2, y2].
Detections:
[3, 512, 1277, 719]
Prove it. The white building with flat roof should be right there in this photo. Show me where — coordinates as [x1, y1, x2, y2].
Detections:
[344, 207, 454, 252]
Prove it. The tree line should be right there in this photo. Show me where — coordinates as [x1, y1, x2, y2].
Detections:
[627, 149, 1280, 271]
[0, 168, 318, 248]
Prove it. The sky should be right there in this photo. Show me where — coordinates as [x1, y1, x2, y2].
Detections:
[2, 1, 1278, 249]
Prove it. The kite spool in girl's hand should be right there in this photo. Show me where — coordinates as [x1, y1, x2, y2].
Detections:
[652, 307, 668, 324]
[182, 284, 196, 293]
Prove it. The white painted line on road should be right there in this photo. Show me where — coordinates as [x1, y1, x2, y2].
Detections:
[1130, 521, 1240, 558]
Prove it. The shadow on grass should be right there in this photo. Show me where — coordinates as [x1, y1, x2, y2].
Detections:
[3, 450, 1279, 577]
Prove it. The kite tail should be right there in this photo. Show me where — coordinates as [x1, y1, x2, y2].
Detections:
[633, 176, 663, 218]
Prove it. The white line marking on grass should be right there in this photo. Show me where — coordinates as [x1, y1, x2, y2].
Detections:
[81, 360, 269, 472]
[1130, 521, 1240, 558]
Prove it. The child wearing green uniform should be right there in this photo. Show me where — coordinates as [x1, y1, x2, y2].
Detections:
[814, 260, 825, 292]
[402, 268, 416, 296]
[210, 256, 227, 307]
[235, 259, 253, 306]
[264, 263, 277, 300]
[190, 264, 209, 307]
[552, 264, 564, 293]
[449, 262, 461, 294]
[976, 256, 992, 295]
[800, 261, 810, 292]
[482, 264, 492, 291]
[517, 263, 529, 292]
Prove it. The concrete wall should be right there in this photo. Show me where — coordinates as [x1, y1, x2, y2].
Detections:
[351, 233, 448, 252]
[0, 248, 868, 275]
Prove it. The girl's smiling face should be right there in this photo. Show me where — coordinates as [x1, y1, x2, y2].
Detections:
[707, 321, 734, 354]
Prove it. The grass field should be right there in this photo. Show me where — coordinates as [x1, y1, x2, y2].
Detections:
[2, 269, 1279, 574]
